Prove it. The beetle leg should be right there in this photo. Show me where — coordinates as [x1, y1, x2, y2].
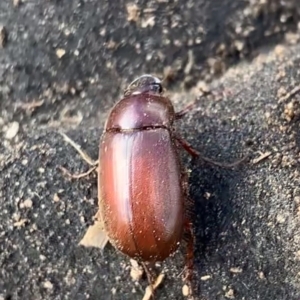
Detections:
[58, 165, 97, 179]
[175, 88, 245, 120]
[140, 261, 155, 285]
[59, 131, 98, 166]
[175, 135, 247, 168]
[58, 131, 99, 179]
[175, 101, 199, 120]
[183, 220, 195, 280]
[175, 90, 213, 120]
[181, 218, 195, 299]
[140, 262, 166, 300]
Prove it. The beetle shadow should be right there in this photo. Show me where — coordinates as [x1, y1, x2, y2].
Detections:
[188, 155, 245, 257]
[179, 119, 247, 257]
[178, 112, 300, 299]
[177, 113, 250, 294]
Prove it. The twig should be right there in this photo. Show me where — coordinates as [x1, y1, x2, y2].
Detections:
[16, 100, 44, 111]
[279, 85, 300, 103]
[252, 151, 272, 165]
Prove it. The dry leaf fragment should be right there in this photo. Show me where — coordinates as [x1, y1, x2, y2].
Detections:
[126, 3, 140, 22]
[79, 220, 109, 249]
[130, 259, 144, 281]
[13, 218, 28, 228]
[0, 26, 7, 48]
[13, 0, 21, 7]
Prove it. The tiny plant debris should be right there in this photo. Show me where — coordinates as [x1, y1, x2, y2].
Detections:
[126, 3, 140, 22]
[79, 219, 108, 249]
[13, 0, 21, 7]
[13, 219, 28, 228]
[16, 100, 44, 112]
[130, 259, 144, 281]
[0, 26, 7, 48]
[252, 151, 272, 165]
[278, 85, 300, 103]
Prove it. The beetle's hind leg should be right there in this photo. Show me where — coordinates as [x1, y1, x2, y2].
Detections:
[182, 216, 195, 279]
[139, 262, 165, 300]
[58, 131, 99, 179]
[182, 187, 196, 298]
[179, 170, 196, 298]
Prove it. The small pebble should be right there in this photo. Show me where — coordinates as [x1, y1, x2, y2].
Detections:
[56, 48, 66, 58]
[225, 288, 235, 299]
[230, 267, 242, 273]
[53, 193, 60, 202]
[20, 199, 33, 209]
[5, 121, 19, 140]
[13, 0, 21, 7]
[200, 275, 212, 281]
[182, 284, 191, 297]
[276, 214, 286, 224]
[43, 280, 53, 290]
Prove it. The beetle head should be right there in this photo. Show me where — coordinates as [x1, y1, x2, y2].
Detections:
[124, 74, 163, 97]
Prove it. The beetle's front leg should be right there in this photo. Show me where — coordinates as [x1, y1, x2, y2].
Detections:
[175, 101, 199, 120]
[58, 131, 99, 179]
[175, 92, 211, 120]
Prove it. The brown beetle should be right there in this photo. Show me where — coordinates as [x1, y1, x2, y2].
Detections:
[60, 74, 245, 298]
[98, 75, 198, 288]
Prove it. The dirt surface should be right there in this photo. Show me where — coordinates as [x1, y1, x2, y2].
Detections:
[1, 1, 300, 300]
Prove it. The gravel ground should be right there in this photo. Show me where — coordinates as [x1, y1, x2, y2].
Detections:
[1, 1, 300, 300]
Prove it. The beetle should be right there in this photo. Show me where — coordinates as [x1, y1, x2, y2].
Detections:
[98, 74, 199, 289]
[59, 74, 244, 297]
